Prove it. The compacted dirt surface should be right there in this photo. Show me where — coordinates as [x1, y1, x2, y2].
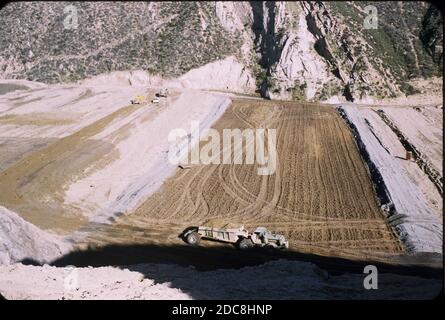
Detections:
[1, 82, 442, 299]
[0, 81, 230, 234]
[82, 99, 402, 262]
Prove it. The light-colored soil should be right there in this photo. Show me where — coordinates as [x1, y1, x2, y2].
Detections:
[0, 81, 230, 234]
[0, 260, 441, 300]
[381, 106, 443, 175]
[0, 102, 138, 232]
[64, 90, 230, 222]
[0, 81, 153, 232]
[0, 206, 70, 265]
[363, 107, 442, 217]
[0, 113, 75, 126]
[340, 105, 442, 253]
[85, 99, 402, 260]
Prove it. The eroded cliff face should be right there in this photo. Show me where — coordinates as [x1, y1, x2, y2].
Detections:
[219, 1, 441, 102]
[256, 2, 340, 101]
[0, 1, 442, 102]
[245, 1, 404, 102]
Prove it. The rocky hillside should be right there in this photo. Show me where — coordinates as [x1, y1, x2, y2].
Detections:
[0, 1, 442, 102]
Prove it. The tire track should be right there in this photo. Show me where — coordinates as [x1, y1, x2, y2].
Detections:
[97, 99, 403, 259]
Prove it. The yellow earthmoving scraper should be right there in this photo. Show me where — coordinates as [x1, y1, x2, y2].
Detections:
[131, 95, 147, 104]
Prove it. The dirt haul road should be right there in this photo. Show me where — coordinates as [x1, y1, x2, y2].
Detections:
[85, 99, 402, 261]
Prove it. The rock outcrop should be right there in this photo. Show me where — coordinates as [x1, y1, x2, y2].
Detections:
[248, 1, 440, 102]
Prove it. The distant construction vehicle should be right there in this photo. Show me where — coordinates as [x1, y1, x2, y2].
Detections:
[156, 88, 169, 98]
[131, 95, 147, 104]
[132, 89, 169, 104]
[182, 225, 289, 250]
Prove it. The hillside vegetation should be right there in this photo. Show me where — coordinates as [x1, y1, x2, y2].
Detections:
[0, 1, 442, 101]
[0, 2, 241, 83]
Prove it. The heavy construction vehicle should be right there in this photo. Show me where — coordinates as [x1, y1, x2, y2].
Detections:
[132, 89, 168, 104]
[156, 88, 169, 98]
[182, 225, 289, 250]
[131, 95, 147, 104]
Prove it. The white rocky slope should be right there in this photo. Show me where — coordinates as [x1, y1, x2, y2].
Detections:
[79, 56, 256, 95]
[0, 206, 71, 265]
[338, 105, 442, 253]
[212, 1, 403, 102]
[269, 10, 334, 101]
[257, 2, 403, 102]
[178, 56, 256, 93]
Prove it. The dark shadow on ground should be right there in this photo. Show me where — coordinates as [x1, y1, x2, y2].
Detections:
[42, 242, 443, 276]
[19, 242, 442, 299]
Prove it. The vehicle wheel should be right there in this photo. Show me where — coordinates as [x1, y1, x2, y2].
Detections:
[237, 238, 254, 250]
[185, 231, 201, 246]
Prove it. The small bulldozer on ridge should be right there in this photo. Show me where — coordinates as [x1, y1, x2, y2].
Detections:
[182, 225, 289, 250]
